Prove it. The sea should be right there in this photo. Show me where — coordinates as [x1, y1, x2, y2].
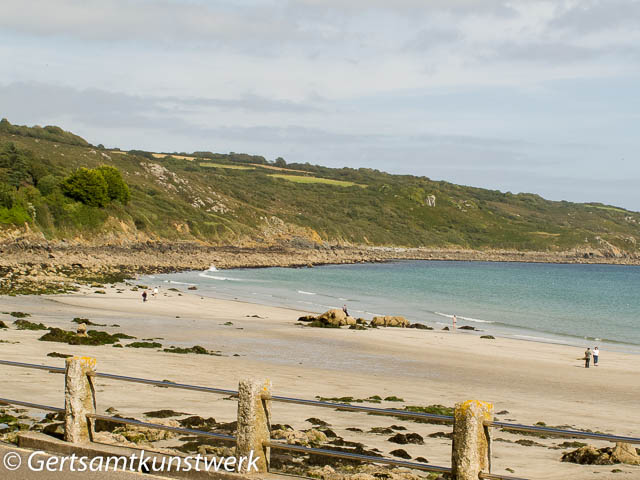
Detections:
[141, 260, 640, 354]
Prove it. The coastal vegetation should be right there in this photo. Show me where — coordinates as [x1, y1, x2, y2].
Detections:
[1, 118, 639, 256]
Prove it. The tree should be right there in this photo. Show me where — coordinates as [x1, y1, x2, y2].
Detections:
[96, 165, 130, 204]
[60, 168, 109, 207]
[274, 157, 287, 168]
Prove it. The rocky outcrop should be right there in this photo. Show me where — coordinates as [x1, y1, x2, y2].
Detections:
[302, 309, 357, 328]
[271, 427, 328, 447]
[370, 316, 409, 328]
[562, 442, 640, 465]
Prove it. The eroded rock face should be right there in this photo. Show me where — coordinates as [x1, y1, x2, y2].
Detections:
[370, 316, 409, 327]
[562, 442, 640, 465]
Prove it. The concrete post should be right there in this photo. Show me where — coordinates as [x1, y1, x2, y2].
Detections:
[452, 399, 493, 480]
[236, 378, 271, 473]
[64, 356, 96, 443]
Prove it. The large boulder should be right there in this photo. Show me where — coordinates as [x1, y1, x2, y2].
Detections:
[371, 316, 410, 328]
[317, 309, 348, 327]
[562, 443, 640, 465]
[612, 442, 640, 465]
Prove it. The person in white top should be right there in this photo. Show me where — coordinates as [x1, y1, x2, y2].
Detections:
[593, 346, 599, 366]
[153, 286, 159, 298]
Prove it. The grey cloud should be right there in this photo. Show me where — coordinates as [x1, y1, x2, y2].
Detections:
[0, 0, 309, 54]
[168, 94, 321, 113]
[482, 41, 613, 64]
[0, 82, 318, 124]
[1, 0, 517, 52]
[549, 0, 640, 34]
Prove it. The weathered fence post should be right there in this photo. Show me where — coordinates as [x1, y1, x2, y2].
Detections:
[236, 378, 271, 473]
[452, 399, 493, 480]
[64, 356, 96, 443]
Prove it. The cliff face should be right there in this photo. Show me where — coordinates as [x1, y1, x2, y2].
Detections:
[1, 119, 640, 257]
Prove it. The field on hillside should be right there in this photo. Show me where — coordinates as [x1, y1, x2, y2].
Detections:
[269, 173, 364, 187]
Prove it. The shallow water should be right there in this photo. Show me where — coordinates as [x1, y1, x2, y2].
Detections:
[143, 260, 640, 353]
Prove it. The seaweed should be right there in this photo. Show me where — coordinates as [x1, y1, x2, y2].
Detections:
[126, 341, 162, 348]
[14, 320, 48, 330]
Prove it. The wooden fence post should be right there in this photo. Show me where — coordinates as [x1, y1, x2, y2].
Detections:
[236, 378, 271, 473]
[64, 356, 96, 443]
[452, 399, 493, 480]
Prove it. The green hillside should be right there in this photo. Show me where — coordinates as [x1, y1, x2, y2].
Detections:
[1, 118, 639, 255]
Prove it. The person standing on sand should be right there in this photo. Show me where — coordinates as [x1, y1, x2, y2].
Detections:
[153, 286, 159, 298]
[584, 347, 592, 368]
[142, 290, 148, 302]
[593, 346, 599, 366]
[452, 314, 457, 331]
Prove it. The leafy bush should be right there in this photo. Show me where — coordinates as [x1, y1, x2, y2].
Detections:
[36, 175, 61, 196]
[96, 165, 130, 204]
[60, 168, 109, 207]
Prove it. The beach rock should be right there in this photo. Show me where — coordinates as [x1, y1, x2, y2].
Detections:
[562, 445, 610, 464]
[298, 315, 316, 322]
[272, 427, 327, 447]
[317, 309, 348, 327]
[306, 417, 329, 426]
[480, 335, 495, 339]
[390, 448, 412, 459]
[178, 416, 217, 430]
[76, 322, 88, 337]
[612, 442, 640, 465]
[409, 323, 433, 330]
[442, 326, 450, 331]
[42, 423, 65, 439]
[560, 443, 640, 465]
[370, 316, 409, 328]
[388, 433, 424, 445]
[459, 325, 476, 330]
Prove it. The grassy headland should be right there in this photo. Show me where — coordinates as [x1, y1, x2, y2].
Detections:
[1, 118, 639, 263]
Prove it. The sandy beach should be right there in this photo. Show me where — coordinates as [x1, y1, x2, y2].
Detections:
[1, 286, 639, 479]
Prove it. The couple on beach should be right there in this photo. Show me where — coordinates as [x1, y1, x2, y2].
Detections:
[584, 346, 599, 368]
[142, 286, 160, 302]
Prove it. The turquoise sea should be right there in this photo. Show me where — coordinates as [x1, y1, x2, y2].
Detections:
[144, 261, 640, 353]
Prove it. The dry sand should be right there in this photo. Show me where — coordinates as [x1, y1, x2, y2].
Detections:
[1, 286, 639, 480]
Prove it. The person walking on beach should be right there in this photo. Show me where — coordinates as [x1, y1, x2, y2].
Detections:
[342, 304, 349, 317]
[584, 347, 592, 368]
[452, 314, 457, 331]
[593, 346, 599, 366]
[142, 290, 148, 302]
[153, 286, 159, 298]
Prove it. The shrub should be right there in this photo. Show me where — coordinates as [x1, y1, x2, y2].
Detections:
[60, 168, 109, 207]
[96, 165, 130, 204]
[36, 175, 61, 196]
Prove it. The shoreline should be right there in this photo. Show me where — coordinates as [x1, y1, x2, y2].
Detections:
[147, 270, 640, 356]
[2, 242, 639, 294]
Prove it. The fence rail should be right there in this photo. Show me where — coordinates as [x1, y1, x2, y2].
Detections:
[87, 414, 236, 442]
[485, 421, 640, 444]
[2, 357, 638, 480]
[0, 397, 64, 413]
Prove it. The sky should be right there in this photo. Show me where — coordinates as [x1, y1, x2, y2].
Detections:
[1, 0, 639, 210]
